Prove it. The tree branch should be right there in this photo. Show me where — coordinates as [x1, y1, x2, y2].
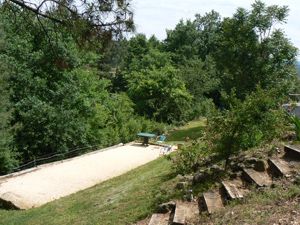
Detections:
[7, 0, 64, 24]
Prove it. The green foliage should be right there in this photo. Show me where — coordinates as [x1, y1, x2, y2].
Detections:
[213, 1, 298, 99]
[180, 58, 219, 102]
[166, 119, 207, 174]
[0, 25, 18, 173]
[0, 0, 298, 175]
[164, 19, 199, 64]
[169, 143, 205, 174]
[194, 10, 222, 60]
[206, 87, 286, 163]
[289, 115, 300, 141]
[121, 34, 193, 123]
[126, 65, 192, 123]
[296, 61, 300, 76]
[0, 9, 162, 173]
[164, 1, 298, 105]
[179, 57, 219, 118]
[171, 86, 289, 175]
[164, 10, 221, 63]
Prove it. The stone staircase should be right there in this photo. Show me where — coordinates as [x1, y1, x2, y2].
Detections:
[139, 145, 300, 225]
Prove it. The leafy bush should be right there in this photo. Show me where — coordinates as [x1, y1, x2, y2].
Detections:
[169, 143, 205, 174]
[206, 87, 286, 166]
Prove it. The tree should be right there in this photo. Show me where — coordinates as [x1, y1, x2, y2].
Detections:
[0, 22, 18, 173]
[163, 13, 222, 116]
[121, 34, 192, 123]
[180, 57, 219, 102]
[0, 8, 158, 170]
[127, 65, 192, 123]
[1, 0, 134, 41]
[164, 19, 198, 64]
[194, 10, 222, 60]
[164, 11, 221, 63]
[213, 0, 298, 99]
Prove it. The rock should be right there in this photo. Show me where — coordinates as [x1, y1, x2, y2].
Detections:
[276, 147, 281, 154]
[293, 174, 300, 185]
[157, 201, 176, 213]
[183, 175, 194, 183]
[237, 163, 246, 170]
[245, 157, 258, 165]
[176, 182, 188, 190]
[254, 159, 267, 172]
[292, 210, 298, 215]
[229, 161, 243, 172]
[210, 164, 224, 174]
[186, 189, 194, 202]
[244, 157, 267, 170]
[176, 174, 184, 181]
[229, 172, 238, 179]
[193, 171, 207, 184]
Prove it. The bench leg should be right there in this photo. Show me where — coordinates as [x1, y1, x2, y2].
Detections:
[143, 137, 149, 146]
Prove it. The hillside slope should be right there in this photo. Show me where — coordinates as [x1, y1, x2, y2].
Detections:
[197, 183, 300, 224]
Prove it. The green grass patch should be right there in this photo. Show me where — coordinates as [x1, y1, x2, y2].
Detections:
[166, 118, 206, 143]
[0, 157, 178, 225]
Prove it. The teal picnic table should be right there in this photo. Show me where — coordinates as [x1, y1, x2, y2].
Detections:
[137, 132, 156, 146]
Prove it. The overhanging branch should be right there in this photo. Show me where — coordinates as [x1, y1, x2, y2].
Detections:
[7, 0, 64, 24]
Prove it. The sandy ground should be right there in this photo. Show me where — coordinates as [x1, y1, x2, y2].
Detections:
[0, 143, 170, 209]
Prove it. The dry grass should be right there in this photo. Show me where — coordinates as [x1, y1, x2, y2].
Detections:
[196, 182, 300, 225]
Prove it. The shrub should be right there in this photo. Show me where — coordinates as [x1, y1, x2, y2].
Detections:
[206, 87, 286, 167]
[169, 141, 207, 174]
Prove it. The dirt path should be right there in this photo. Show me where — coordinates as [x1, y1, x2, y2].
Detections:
[0, 143, 169, 209]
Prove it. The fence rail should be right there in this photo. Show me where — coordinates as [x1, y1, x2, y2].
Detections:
[9, 144, 104, 173]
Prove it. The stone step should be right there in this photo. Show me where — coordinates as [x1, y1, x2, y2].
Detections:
[173, 201, 199, 225]
[243, 168, 272, 187]
[268, 158, 291, 177]
[284, 145, 300, 160]
[148, 213, 170, 225]
[222, 179, 245, 200]
[202, 191, 224, 214]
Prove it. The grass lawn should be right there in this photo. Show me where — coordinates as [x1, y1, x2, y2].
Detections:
[0, 157, 178, 225]
[166, 118, 206, 143]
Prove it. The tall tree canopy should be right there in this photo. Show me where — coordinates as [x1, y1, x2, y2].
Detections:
[213, 1, 298, 99]
[163, 0, 298, 104]
[0, 8, 161, 174]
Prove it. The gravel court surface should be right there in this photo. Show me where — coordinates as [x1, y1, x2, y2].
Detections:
[0, 143, 165, 209]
